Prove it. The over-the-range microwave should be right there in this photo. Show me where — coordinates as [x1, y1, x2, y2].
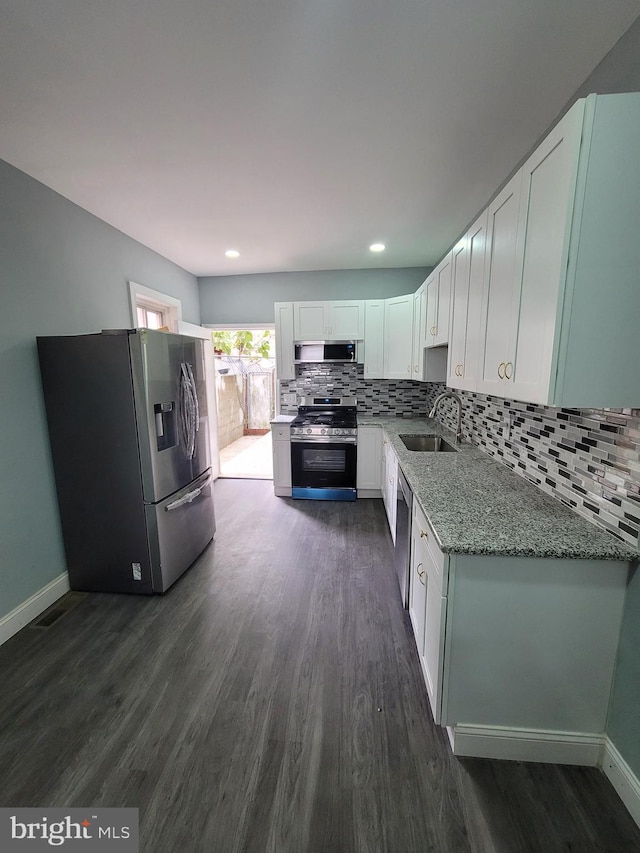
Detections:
[294, 341, 357, 364]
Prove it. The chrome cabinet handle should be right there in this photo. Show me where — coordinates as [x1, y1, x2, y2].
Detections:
[416, 562, 426, 585]
[498, 361, 506, 379]
[505, 361, 513, 379]
[420, 528, 428, 540]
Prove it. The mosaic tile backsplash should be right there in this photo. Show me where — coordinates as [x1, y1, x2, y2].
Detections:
[431, 387, 640, 550]
[280, 366, 640, 549]
[279, 364, 442, 417]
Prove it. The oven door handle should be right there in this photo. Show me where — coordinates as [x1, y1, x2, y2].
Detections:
[290, 436, 357, 444]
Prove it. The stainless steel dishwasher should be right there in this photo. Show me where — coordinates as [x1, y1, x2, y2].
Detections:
[394, 465, 413, 609]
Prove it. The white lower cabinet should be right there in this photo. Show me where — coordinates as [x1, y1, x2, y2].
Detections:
[356, 426, 382, 495]
[410, 499, 446, 724]
[271, 423, 291, 496]
[408, 489, 629, 756]
[381, 436, 397, 540]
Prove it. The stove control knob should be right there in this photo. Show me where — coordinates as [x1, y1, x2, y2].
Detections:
[306, 428, 312, 434]
[321, 428, 327, 435]
[334, 429, 342, 435]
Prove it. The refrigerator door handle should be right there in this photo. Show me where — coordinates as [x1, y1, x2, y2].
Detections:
[165, 475, 212, 512]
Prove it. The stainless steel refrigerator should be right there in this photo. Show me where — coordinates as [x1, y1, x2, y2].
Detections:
[37, 328, 216, 594]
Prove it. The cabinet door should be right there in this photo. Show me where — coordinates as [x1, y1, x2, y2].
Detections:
[448, 211, 488, 391]
[356, 427, 382, 492]
[383, 295, 413, 379]
[411, 285, 426, 380]
[294, 302, 327, 339]
[271, 431, 292, 494]
[382, 440, 397, 540]
[447, 236, 469, 388]
[422, 552, 446, 724]
[329, 300, 364, 339]
[363, 300, 385, 378]
[477, 171, 525, 395]
[425, 275, 438, 347]
[509, 104, 584, 404]
[409, 507, 428, 655]
[274, 302, 295, 380]
[433, 251, 452, 346]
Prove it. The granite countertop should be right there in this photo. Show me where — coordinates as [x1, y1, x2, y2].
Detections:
[359, 416, 639, 562]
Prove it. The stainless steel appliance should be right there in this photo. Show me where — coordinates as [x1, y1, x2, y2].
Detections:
[294, 341, 357, 364]
[37, 328, 216, 594]
[395, 465, 413, 609]
[290, 396, 357, 500]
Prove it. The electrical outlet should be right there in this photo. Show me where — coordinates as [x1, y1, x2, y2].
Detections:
[501, 417, 512, 440]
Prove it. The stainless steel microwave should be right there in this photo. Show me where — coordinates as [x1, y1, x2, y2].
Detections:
[294, 341, 357, 364]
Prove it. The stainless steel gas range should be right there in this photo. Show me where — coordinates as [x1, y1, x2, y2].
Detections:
[290, 396, 357, 501]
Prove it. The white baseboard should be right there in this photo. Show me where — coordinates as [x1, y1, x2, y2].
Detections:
[450, 724, 605, 766]
[602, 737, 640, 829]
[0, 573, 70, 647]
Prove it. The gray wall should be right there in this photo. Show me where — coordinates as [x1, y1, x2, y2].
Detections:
[569, 14, 640, 783]
[0, 159, 200, 619]
[198, 267, 430, 325]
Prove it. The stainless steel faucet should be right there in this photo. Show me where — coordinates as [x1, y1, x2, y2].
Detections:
[428, 392, 464, 443]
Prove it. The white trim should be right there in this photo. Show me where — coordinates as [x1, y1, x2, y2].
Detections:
[178, 320, 211, 339]
[602, 737, 640, 829]
[450, 724, 605, 766]
[202, 323, 276, 331]
[0, 573, 71, 646]
[128, 281, 183, 332]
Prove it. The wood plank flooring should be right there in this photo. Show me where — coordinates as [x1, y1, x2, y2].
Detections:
[1, 479, 639, 852]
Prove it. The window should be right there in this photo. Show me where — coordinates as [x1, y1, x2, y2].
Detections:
[136, 304, 166, 329]
[128, 281, 181, 333]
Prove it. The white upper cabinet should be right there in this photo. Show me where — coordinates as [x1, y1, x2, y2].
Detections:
[425, 251, 452, 348]
[448, 211, 488, 391]
[508, 102, 584, 404]
[411, 285, 426, 380]
[293, 302, 325, 339]
[476, 93, 640, 407]
[363, 300, 385, 379]
[274, 301, 295, 380]
[477, 169, 525, 397]
[383, 294, 413, 379]
[293, 300, 364, 340]
[331, 300, 365, 339]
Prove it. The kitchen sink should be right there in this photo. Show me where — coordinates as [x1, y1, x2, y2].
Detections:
[399, 434, 458, 453]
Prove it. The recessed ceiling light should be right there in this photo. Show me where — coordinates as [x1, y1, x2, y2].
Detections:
[369, 242, 386, 253]
[225, 249, 240, 259]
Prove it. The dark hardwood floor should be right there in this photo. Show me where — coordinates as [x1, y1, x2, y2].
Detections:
[1, 479, 639, 852]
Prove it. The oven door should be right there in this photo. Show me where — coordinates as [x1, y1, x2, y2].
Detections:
[291, 439, 357, 501]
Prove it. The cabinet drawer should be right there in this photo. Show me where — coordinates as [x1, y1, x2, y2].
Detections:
[412, 500, 446, 591]
[272, 426, 291, 441]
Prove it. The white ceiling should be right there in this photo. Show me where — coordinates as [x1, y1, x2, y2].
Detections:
[1, 1, 638, 277]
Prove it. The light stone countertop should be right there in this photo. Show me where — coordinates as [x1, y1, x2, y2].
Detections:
[270, 415, 295, 424]
[359, 416, 639, 562]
